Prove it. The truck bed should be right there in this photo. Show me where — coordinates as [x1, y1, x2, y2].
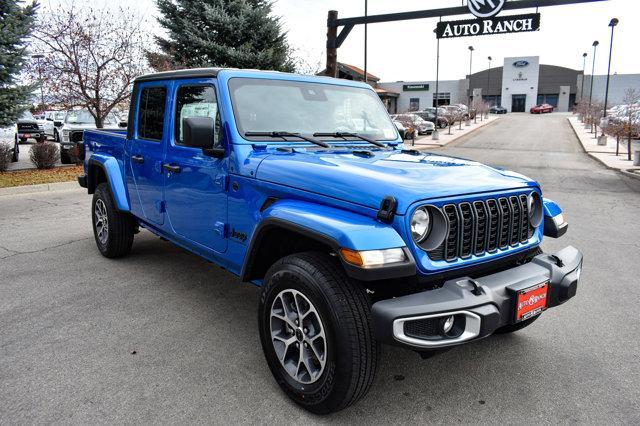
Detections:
[83, 128, 128, 165]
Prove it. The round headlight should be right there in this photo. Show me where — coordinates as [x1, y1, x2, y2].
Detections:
[527, 192, 543, 228]
[410, 207, 431, 242]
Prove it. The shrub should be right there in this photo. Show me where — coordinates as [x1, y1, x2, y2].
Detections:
[29, 142, 59, 169]
[0, 144, 11, 172]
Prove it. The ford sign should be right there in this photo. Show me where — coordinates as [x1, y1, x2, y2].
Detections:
[513, 60, 529, 67]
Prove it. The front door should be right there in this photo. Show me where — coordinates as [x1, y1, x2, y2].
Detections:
[163, 80, 228, 253]
[128, 84, 169, 225]
[511, 94, 526, 112]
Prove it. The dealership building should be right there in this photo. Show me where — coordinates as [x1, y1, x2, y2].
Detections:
[374, 56, 640, 114]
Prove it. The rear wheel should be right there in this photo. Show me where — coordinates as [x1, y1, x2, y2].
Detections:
[92, 183, 135, 258]
[11, 139, 19, 162]
[259, 252, 378, 414]
[60, 150, 71, 164]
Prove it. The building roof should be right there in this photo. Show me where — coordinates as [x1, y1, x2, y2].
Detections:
[374, 87, 399, 97]
[340, 63, 380, 82]
[317, 62, 380, 82]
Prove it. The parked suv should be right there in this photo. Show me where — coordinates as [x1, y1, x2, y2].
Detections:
[415, 109, 448, 129]
[391, 113, 434, 136]
[78, 68, 582, 414]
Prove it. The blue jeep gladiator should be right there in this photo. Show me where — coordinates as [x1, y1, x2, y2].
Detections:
[78, 68, 582, 414]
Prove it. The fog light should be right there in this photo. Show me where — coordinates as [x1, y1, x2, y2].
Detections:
[441, 315, 455, 334]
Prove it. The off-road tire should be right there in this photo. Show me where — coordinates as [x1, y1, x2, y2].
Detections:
[11, 140, 19, 162]
[258, 252, 378, 414]
[60, 150, 71, 164]
[92, 183, 135, 258]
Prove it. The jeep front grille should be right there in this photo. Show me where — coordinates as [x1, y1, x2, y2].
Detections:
[427, 195, 534, 262]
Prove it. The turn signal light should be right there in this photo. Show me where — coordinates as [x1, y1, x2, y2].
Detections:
[340, 248, 406, 268]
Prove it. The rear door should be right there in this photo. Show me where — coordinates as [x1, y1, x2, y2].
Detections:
[163, 79, 228, 253]
[128, 83, 169, 225]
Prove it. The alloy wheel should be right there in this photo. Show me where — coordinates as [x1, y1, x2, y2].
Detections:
[94, 199, 109, 245]
[270, 289, 327, 384]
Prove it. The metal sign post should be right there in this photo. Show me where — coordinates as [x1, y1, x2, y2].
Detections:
[325, 0, 607, 78]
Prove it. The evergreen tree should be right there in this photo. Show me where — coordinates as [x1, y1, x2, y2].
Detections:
[0, 1, 38, 126]
[152, 0, 295, 72]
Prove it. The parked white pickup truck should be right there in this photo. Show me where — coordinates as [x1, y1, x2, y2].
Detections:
[58, 110, 120, 163]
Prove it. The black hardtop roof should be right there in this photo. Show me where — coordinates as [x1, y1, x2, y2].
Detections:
[134, 67, 225, 83]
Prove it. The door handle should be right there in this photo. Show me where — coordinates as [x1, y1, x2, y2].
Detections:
[131, 155, 144, 164]
[162, 163, 181, 173]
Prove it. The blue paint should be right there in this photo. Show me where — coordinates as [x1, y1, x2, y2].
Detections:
[81, 68, 565, 283]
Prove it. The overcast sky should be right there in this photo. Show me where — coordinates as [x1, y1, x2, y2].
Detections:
[39, 0, 638, 82]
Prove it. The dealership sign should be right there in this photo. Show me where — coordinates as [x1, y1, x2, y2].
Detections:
[436, 12, 540, 38]
[403, 84, 429, 91]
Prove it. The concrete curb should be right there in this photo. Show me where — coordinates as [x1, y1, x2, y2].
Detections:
[566, 117, 640, 180]
[620, 169, 640, 182]
[0, 180, 81, 197]
[412, 116, 501, 150]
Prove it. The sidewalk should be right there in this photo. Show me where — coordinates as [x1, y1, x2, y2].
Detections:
[406, 114, 501, 150]
[566, 116, 639, 179]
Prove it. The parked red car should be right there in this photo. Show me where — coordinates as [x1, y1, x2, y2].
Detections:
[530, 103, 554, 114]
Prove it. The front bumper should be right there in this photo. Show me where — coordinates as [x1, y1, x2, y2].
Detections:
[17, 131, 42, 139]
[372, 246, 582, 349]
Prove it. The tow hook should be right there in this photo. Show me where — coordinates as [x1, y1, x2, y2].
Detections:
[549, 254, 564, 267]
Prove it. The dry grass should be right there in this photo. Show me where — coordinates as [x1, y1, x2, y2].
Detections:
[0, 166, 83, 188]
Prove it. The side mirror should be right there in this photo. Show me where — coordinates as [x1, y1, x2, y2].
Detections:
[183, 116, 224, 158]
[118, 121, 128, 128]
[46, 117, 53, 121]
[54, 121, 62, 127]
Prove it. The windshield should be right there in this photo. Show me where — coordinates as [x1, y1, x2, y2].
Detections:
[228, 78, 398, 141]
[20, 111, 34, 120]
[65, 110, 117, 125]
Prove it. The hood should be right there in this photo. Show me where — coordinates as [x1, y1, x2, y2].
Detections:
[17, 119, 38, 125]
[255, 149, 536, 214]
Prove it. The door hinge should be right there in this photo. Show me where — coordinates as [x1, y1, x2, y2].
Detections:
[156, 200, 166, 213]
[214, 221, 227, 238]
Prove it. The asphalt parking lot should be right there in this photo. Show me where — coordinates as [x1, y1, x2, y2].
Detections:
[1, 113, 639, 423]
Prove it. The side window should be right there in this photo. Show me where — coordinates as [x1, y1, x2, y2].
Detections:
[174, 85, 219, 147]
[138, 86, 167, 141]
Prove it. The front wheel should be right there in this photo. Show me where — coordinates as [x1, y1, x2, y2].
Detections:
[258, 252, 378, 414]
[92, 183, 135, 258]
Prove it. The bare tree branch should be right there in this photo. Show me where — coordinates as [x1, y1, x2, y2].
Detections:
[26, 3, 150, 127]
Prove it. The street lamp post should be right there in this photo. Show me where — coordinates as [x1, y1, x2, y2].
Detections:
[32, 54, 45, 109]
[599, 18, 619, 145]
[580, 52, 587, 102]
[432, 25, 441, 141]
[364, 0, 368, 84]
[588, 41, 598, 108]
[467, 46, 474, 126]
[588, 40, 599, 133]
[483, 56, 491, 122]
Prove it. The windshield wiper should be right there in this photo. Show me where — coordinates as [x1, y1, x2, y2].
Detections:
[313, 132, 386, 148]
[244, 131, 330, 148]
